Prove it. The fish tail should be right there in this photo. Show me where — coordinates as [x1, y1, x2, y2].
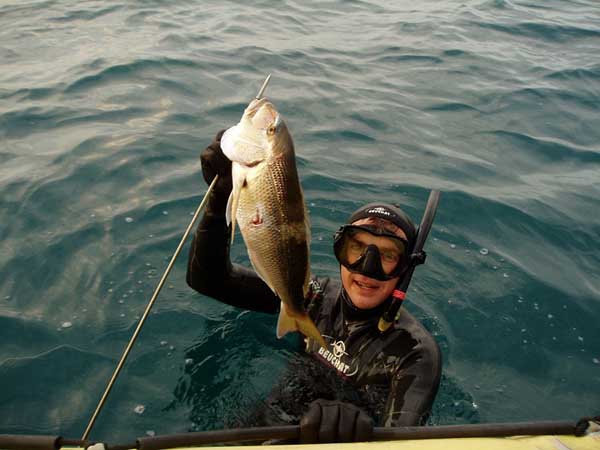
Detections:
[277, 304, 326, 348]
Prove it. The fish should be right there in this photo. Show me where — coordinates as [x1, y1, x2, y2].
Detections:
[220, 97, 326, 348]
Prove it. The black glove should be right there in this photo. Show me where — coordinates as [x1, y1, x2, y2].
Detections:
[300, 399, 373, 443]
[200, 129, 232, 195]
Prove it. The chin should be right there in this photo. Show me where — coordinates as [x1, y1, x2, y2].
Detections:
[341, 267, 398, 310]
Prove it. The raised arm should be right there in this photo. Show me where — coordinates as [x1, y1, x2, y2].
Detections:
[186, 130, 280, 314]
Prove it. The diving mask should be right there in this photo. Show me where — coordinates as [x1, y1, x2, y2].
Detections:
[333, 225, 409, 281]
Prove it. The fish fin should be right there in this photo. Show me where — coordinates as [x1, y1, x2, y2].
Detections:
[225, 189, 236, 244]
[225, 190, 233, 226]
[277, 304, 326, 348]
[229, 183, 241, 244]
[227, 170, 245, 244]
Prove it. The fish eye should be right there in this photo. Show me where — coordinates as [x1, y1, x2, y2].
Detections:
[266, 124, 277, 136]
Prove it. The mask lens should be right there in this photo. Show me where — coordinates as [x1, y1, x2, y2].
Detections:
[336, 226, 407, 277]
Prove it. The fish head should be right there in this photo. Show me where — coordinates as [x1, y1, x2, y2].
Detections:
[222, 98, 293, 166]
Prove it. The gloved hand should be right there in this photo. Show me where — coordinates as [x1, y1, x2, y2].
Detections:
[300, 399, 373, 443]
[200, 129, 232, 195]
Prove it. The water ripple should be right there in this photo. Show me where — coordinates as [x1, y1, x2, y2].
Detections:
[1, 0, 600, 438]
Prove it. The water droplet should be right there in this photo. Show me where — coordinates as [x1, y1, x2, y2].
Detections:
[120, 313, 125, 317]
[547, 314, 553, 319]
[522, 339, 528, 344]
[185, 358, 194, 366]
[146, 430, 155, 437]
[578, 336, 584, 342]
[160, 340, 168, 346]
[122, 294, 128, 298]
[118, 299, 124, 304]
[169, 345, 175, 351]
[503, 273, 509, 278]
[134, 405, 145, 415]
[4, 295, 10, 300]
[148, 234, 154, 238]
[472, 402, 478, 409]
[479, 248, 489, 255]
[593, 358, 599, 364]
[450, 244, 456, 249]
[61, 321, 73, 329]
[162, 210, 169, 215]
[521, 328, 526, 333]
[125, 217, 134, 223]
[552, 336, 557, 341]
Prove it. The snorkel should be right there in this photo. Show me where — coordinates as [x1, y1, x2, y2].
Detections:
[378, 190, 441, 332]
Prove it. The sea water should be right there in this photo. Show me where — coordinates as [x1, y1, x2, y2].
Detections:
[1, 0, 599, 442]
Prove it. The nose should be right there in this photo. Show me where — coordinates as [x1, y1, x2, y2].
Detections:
[360, 245, 383, 274]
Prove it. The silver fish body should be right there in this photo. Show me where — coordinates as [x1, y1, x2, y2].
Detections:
[221, 98, 324, 347]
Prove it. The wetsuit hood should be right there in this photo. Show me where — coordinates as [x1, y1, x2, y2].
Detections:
[348, 202, 417, 252]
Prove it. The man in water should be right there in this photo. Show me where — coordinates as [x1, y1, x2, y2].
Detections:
[186, 131, 441, 443]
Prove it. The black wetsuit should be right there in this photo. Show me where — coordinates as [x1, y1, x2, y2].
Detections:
[186, 187, 442, 427]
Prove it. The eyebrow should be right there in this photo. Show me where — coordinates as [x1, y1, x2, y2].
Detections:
[352, 233, 402, 252]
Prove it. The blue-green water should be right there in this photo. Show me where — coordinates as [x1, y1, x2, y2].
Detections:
[1, 0, 599, 442]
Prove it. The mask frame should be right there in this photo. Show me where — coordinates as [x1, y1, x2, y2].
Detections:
[333, 225, 409, 281]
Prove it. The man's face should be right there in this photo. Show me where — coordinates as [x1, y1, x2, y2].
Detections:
[341, 266, 400, 309]
[340, 218, 407, 310]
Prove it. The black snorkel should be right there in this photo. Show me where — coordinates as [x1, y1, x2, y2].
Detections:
[378, 190, 441, 332]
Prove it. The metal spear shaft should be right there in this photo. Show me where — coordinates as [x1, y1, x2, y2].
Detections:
[81, 74, 272, 440]
[81, 175, 218, 440]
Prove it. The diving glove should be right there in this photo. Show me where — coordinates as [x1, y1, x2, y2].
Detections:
[300, 399, 373, 443]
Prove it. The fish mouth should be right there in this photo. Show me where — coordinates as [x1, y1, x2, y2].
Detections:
[245, 97, 279, 130]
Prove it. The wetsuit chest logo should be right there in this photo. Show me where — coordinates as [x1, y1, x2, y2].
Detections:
[316, 338, 358, 377]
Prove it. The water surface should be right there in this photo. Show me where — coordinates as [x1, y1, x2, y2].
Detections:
[1, 0, 599, 441]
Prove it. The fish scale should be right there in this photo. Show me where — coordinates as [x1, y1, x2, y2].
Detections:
[238, 154, 308, 312]
[222, 97, 325, 347]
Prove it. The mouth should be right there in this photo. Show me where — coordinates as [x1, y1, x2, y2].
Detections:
[353, 278, 379, 290]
